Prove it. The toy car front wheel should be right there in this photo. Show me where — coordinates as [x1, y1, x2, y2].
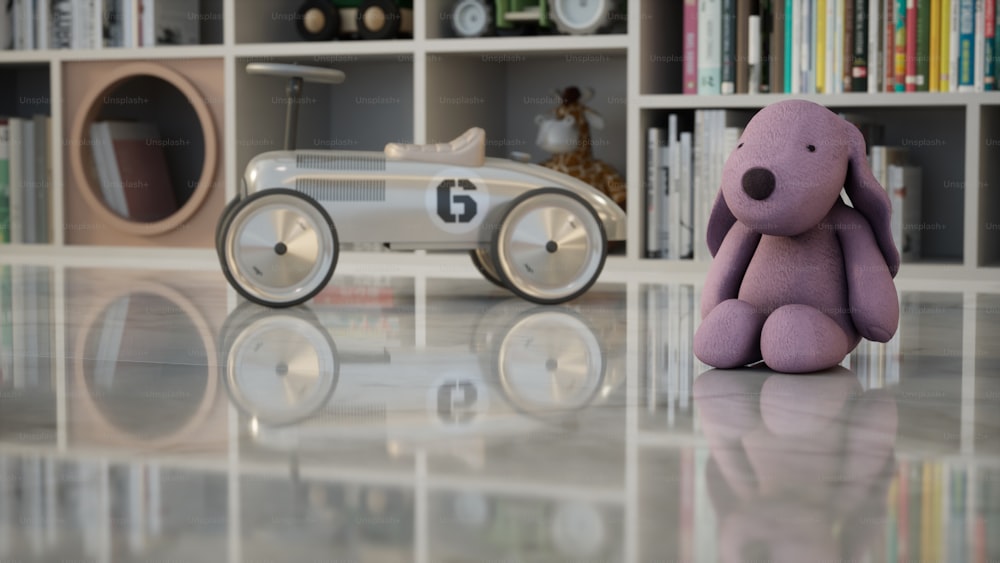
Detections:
[220, 189, 339, 307]
[492, 188, 607, 305]
[550, 0, 614, 35]
[357, 0, 402, 39]
[296, 0, 341, 41]
[451, 0, 493, 37]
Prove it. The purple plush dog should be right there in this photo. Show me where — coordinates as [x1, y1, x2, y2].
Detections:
[694, 99, 900, 373]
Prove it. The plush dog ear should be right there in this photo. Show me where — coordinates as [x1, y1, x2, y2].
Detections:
[842, 122, 900, 277]
[706, 189, 737, 257]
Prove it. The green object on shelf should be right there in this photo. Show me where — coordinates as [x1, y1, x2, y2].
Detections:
[496, 0, 550, 30]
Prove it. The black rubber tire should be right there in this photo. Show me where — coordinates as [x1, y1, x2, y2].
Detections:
[356, 0, 402, 39]
[296, 0, 341, 41]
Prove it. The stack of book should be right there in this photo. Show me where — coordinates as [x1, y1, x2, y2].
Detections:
[0, 115, 52, 245]
[647, 112, 924, 263]
[0, 0, 201, 50]
[646, 109, 752, 261]
[684, 0, 1000, 94]
[0, 266, 54, 392]
[89, 120, 178, 222]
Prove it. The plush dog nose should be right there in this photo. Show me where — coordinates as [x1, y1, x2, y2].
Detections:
[742, 167, 776, 200]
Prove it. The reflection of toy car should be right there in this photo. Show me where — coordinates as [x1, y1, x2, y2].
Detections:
[296, 0, 414, 40]
[217, 63, 627, 307]
[449, 0, 620, 37]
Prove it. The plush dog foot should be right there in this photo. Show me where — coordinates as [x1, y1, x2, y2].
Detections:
[760, 305, 851, 373]
[695, 299, 767, 368]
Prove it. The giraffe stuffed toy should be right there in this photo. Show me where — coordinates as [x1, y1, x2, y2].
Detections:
[535, 86, 627, 209]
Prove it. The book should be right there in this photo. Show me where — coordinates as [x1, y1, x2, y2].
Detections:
[786, 0, 796, 92]
[770, 0, 786, 92]
[21, 119, 34, 243]
[917, 0, 931, 90]
[854, 0, 870, 90]
[646, 126, 665, 258]
[50, 0, 71, 48]
[35, 114, 50, 243]
[885, 0, 897, 90]
[906, 0, 918, 91]
[895, 0, 908, 90]
[735, 0, 753, 93]
[34, 0, 49, 49]
[930, 0, 942, 90]
[974, 0, 986, 90]
[0, 0, 11, 50]
[817, 0, 828, 92]
[869, 0, 883, 91]
[667, 114, 680, 259]
[90, 121, 129, 217]
[699, 0, 723, 94]
[721, 0, 737, 94]
[958, 0, 975, 90]
[679, 131, 694, 259]
[683, 0, 699, 94]
[748, 13, 762, 92]
[986, 0, 996, 89]
[888, 163, 922, 262]
[90, 121, 178, 222]
[7, 118, 22, 244]
[0, 121, 8, 243]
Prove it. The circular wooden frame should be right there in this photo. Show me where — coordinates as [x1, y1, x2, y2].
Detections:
[73, 280, 219, 448]
[69, 62, 219, 236]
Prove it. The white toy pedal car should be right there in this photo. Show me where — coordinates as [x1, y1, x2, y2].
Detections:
[217, 64, 627, 307]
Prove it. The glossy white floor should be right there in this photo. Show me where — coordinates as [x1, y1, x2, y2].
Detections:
[0, 259, 998, 562]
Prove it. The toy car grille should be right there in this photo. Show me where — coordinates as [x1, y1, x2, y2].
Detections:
[296, 178, 387, 202]
[296, 154, 386, 171]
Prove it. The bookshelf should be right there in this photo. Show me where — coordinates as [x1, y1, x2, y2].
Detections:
[0, 0, 997, 275]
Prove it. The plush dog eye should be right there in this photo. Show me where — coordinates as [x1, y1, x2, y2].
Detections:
[807, 144, 816, 152]
[737, 143, 744, 149]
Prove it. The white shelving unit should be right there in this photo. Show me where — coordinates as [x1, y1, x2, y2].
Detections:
[1, 0, 996, 281]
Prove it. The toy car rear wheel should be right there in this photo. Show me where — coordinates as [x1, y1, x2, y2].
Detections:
[492, 188, 607, 305]
[296, 0, 341, 41]
[357, 0, 402, 39]
[451, 0, 493, 37]
[220, 189, 339, 307]
[550, 0, 614, 35]
[469, 247, 507, 289]
[216, 196, 242, 257]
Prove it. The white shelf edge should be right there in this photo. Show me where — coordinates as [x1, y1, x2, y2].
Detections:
[638, 91, 1000, 109]
[230, 40, 419, 59]
[423, 34, 629, 54]
[54, 45, 229, 61]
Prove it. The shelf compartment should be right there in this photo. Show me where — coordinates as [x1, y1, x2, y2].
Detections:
[234, 0, 415, 44]
[234, 54, 414, 181]
[426, 0, 628, 40]
[62, 58, 226, 248]
[980, 105, 1000, 268]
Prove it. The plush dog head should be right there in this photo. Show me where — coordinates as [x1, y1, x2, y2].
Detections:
[707, 99, 899, 276]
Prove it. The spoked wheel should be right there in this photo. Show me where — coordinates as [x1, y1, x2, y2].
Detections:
[469, 247, 507, 289]
[357, 0, 402, 39]
[450, 0, 493, 37]
[492, 188, 607, 304]
[220, 189, 339, 307]
[296, 0, 341, 40]
[550, 0, 614, 35]
[220, 302, 339, 426]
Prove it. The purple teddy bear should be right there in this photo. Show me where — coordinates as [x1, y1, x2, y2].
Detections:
[694, 99, 900, 373]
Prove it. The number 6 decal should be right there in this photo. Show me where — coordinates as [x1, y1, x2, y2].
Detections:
[437, 179, 478, 223]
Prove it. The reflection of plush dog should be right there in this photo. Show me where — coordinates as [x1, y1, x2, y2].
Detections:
[694, 100, 900, 373]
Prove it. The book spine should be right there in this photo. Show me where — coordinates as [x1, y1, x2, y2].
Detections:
[0, 122, 8, 243]
[646, 127, 664, 258]
[0, 0, 11, 49]
[749, 13, 762, 91]
[886, 0, 896, 89]
[667, 114, 680, 259]
[986, 0, 996, 89]
[680, 132, 693, 258]
[895, 0, 908, 90]
[870, 0, 883, 91]
[699, 0, 723, 94]
[958, 0, 975, 89]
[974, 0, 986, 89]
[854, 0, 870, 89]
[736, 0, 751, 93]
[770, 0, 786, 92]
[21, 121, 34, 244]
[940, 0, 951, 88]
[917, 0, 931, 90]
[995, 0, 1000, 91]
[845, 0, 856, 90]
[722, 0, 737, 94]
[683, 0, 699, 94]
[791, 0, 802, 92]
[785, 0, 794, 91]
[804, 0, 815, 91]
[817, 0, 827, 92]
[8, 119, 21, 244]
[906, 0, 918, 90]
[950, 0, 961, 89]
[930, 0, 941, 89]
[827, 0, 838, 91]
[35, 0, 48, 50]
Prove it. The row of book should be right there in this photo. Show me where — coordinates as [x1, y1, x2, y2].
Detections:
[0, 115, 52, 245]
[0, 0, 201, 50]
[0, 266, 54, 393]
[684, 0, 1000, 94]
[645, 110, 924, 263]
[89, 120, 178, 222]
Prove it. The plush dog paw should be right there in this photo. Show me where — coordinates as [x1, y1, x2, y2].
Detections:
[760, 305, 851, 373]
[694, 299, 767, 368]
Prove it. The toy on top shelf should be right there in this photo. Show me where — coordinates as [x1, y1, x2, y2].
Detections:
[693, 99, 900, 374]
[216, 63, 626, 308]
[295, 0, 414, 41]
[448, 0, 622, 37]
[535, 86, 626, 209]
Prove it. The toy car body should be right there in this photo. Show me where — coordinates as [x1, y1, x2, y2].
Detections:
[449, 0, 621, 37]
[217, 127, 627, 307]
[296, 0, 414, 40]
